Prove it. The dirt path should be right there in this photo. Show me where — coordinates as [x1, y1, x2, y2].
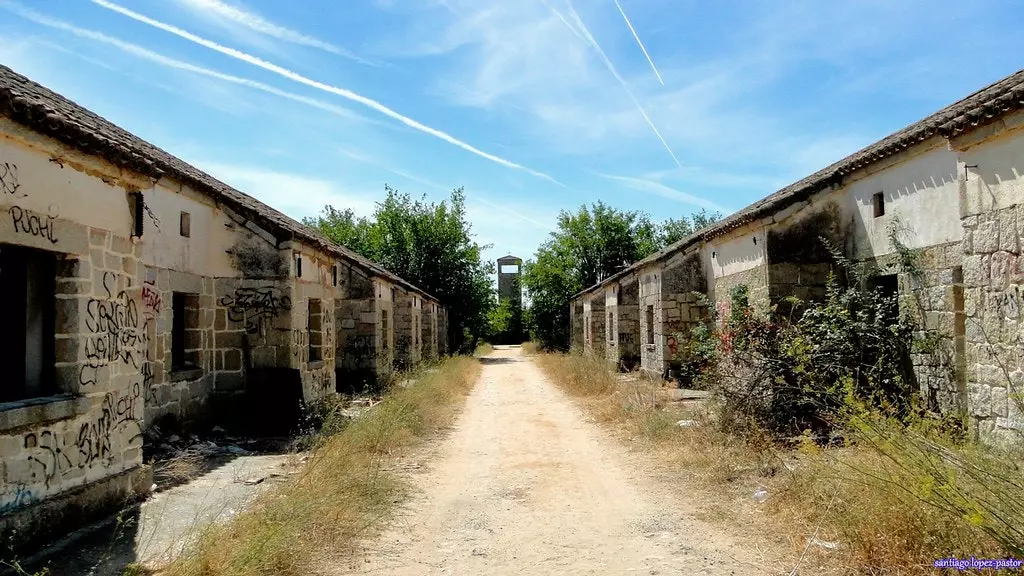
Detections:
[335, 346, 775, 575]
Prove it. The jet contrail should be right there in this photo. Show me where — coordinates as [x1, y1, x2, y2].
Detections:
[599, 173, 730, 213]
[4, 3, 371, 124]
[178, 0, 376, 66]
[559, 3, 682, 168]
[612, 0, 664, 85]
[91, 0, 564, 186]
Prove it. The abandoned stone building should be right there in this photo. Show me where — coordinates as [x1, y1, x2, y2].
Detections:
[572, 67, 1024, 444]
[0, 65, 445, 550]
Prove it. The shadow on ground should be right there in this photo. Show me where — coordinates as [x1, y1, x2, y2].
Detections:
[478, 357, 520, 365]
[11, 450, 298, 576]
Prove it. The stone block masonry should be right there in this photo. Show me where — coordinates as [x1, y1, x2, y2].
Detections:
[0, 65, 447, 550]
[961, 206, 1024, 443]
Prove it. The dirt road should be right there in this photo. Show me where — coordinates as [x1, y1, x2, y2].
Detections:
[337, 347, 774, 575]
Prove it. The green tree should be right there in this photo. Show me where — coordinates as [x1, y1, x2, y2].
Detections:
[523, 203, 719, 350]
[305, 185, 494, 353]
[658, 209, 719, 247]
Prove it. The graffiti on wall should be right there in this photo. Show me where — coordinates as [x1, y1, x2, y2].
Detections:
[141, 280, 162, 314]
[21, 384, 144, 495]
[0, 161, 20, 196]
[81, 272, 145, 386]
[9, 205, 58, 244]
[995, 285, 1022, 320]
[220, 286, 291, 335]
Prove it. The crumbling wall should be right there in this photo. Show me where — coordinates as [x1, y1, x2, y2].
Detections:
[336, 264, 379, 391]
[394, 288, 422, 370]
[659, 252, 710, 377]
[638, 264, 664, 375]
[583, 293, 605, 357]
[604, 285, 618, 366]
[766, 202, 846, 314]
[292, 248, 336, 403]
[706, 225, 769, 323]
[570, 298, 584, 351]
[617, 278, 640, 370]
[421, 301, 438, 361]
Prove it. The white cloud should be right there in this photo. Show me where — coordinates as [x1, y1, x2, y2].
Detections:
[192, 160, 378, 220]
[175, 0, 377, 66]
[91, 0, 563, 186]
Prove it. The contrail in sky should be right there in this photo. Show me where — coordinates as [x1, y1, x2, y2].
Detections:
[612, 0, 664, 85]
[178, 0, 376, 66]
[558, 2, 682, 168]
[91, 0, 564, 186]
[3, 3, 371, 124]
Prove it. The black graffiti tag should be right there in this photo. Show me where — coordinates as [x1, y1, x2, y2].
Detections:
[81, 272, 144, 385]
[9, 205, 58, 244]
[0, 162, 19, 196]
[220, 286, 291, 335]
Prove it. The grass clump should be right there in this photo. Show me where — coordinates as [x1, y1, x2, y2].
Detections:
[160, 356, 480, 576]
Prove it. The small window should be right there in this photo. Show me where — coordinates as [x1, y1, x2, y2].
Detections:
[172, 292, 200, 371]
[608, 312, 614, 342]
[179, 211, 191, 237]
[0, 245, 56, 402]
[645, 305, 655, 345]
[308, 299, 322, 363]
[413, 316, 418, 347]
[295, 255, 302, 278]
[332, 265, 338, 287]
[872, 192, 885, 218]
[381, 309, 389, 350]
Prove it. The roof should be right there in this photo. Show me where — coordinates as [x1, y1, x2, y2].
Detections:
[497, 254, 522, 263]
[573, 67, 1024, 299]
[0, 65, 437, 302]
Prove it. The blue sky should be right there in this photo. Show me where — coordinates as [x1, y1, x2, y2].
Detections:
[1, 1, 1023, 269]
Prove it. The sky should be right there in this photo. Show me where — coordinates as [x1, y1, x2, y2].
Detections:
[1, 0, 1023, 271]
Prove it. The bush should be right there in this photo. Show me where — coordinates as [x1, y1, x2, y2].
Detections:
[700, 262, 919, 439]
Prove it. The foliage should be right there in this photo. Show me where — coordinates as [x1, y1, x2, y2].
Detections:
[306, 186, 494, 353]
[699, 254, 919, 439]
[658, 209, 719, 247]
[523, 202, 719, 350]
[485, 297, 524, 343]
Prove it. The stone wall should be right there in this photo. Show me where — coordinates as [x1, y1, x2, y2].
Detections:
[421, 301, 438, 361]
[570, 299, 584, 351]
[394, 288, 422, 370]
[1, 223, 150, 546]
[336, 266, 379, 391]
[583, 294, 605, 357]
[638, 264, 663, 375]
[616, 279, 640, 369]
[604, 285, 618, 366]
[961, 207, 1024, 443]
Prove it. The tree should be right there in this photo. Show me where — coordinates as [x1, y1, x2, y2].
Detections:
[658, 209, 719, 247]
[523, 203, 720, 350]
[305, 186, 494, 353]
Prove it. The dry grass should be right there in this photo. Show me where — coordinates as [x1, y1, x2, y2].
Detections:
[520, 341, 540, 356]
[158, 356, 480, 576]
[536, 352, 1013, 576]
[474, 342, 494, 357]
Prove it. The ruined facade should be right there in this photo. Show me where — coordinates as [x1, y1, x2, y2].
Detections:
[0, 66, 446, 550]
[571, 68, 1024, 443]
